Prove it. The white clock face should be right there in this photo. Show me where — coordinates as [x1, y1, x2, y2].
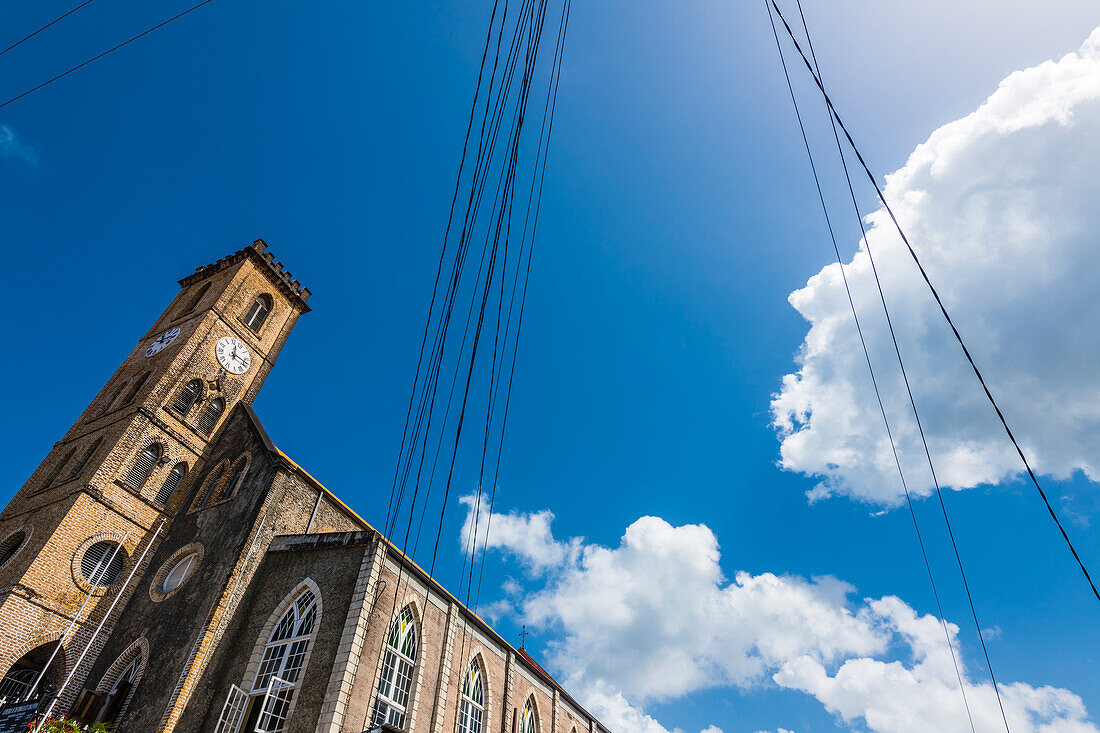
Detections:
[215, 336, 251, 374]
[145, 327, 181, 357]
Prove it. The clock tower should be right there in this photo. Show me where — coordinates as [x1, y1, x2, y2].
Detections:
[0, 240, 310, 708]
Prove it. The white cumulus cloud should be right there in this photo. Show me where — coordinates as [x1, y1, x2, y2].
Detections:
[0, 124, 37, 163]
[771, 26, 1100, 503]
[464, 500, 1100, 733]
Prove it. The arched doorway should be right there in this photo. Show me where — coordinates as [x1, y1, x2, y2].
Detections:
[0, 640, 66, 703]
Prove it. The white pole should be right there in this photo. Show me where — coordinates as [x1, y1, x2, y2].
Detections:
[34, 520, 163, 731]
[22, 532, 131, 702]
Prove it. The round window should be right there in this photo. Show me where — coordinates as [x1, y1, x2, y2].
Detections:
[81, 541, 126, 587]
[160, 554, 197, 594]
[0, 531, 26, 568]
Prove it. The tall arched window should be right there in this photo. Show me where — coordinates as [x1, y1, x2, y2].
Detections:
[65, 438, 103, 483]
[249, 588, 318, 733]
[40, 447, 76, 490]
[181, 282, 210, 315]
[121, 372, 151, 406]
[196, 398, 224, 436]
[520, 699, 538, 733]
[243, 294, 273, 332]
[124, 444, 161, 490]
[95, 381, 126, 418]
[213, 454, 249, 503]
[171, 380, 203, 416]
[156, 463, 187, 507]
[373, 606, 419, 728]
[192, 459, 227, 510]
[457, 658, 485, 733]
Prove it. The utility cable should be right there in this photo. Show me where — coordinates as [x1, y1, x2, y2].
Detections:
[768, 0, 1099, 605]
[771, 0, 1012, 727]
[762, 3, 976, 730]
[0, 0, 97, 58]
[0, 0, 217, 111]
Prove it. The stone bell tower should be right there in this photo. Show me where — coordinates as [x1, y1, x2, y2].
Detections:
[0, 240, 310, 708]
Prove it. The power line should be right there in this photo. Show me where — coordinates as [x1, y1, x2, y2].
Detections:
[0, 0, 218, 111]
[0, 0, 98, 58]
[767, 0, 1099, 605]
[761, 3, 976, 730]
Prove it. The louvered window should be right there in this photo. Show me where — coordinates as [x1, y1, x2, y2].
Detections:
[124, 444, 161, 489]
[156, 463, 187, 507]
[243, 294, 272, 332]
[196, 399, 224, 436]
[0, 532, 26, 568]
[81, 540, 126, 587]
[171, 380, 203, 416]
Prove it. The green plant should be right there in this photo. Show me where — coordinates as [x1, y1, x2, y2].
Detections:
[28, 717, 113, 733]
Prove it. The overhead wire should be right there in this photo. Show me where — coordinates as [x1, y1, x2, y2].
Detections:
[0, 0, 98, 58]
[761, 3, 975, 730]
[767, 0, 1099, 606]
[768, 0, 1014, 727]
[364, 0, 568, 723]
[0, 0, 219, 111]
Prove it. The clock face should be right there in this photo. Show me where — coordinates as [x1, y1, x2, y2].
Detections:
[145, 327, 181, 357]
[215, 336, 251, 375]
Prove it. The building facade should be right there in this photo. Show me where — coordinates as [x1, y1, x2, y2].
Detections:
[0, 241, 607, 733]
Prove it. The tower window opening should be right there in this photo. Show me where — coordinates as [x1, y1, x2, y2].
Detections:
[171, 380, 203, 416]
[0, 531, 26, 569]
[65, 438, 103, 484]
[81, 540, 127, 587]
[196, 399, 224, 436]
[156, 463, 187, 507]
[122, 372, 151, 406]
[243, 294, 273, 333]
[124, 444, 161, 490]
[181, 282, 211, 315]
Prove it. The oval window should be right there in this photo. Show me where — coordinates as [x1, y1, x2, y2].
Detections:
[0, 531, 26, 568]
[161, 553, 197, 594]
[81, 541, 126, 587]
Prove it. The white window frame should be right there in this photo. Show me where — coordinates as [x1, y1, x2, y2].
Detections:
[457, 659, 485, 733]
[214, 684, 248, 733]
[372, 606, 419, 729]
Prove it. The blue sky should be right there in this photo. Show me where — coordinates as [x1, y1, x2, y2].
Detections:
[3, 1, 1100, 731]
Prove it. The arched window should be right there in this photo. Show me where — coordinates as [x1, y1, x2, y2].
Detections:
[212, 454, 249, 503]
[160, 553, 198, 594]
[243, 294, 273, 333]
[65, 438, 103, 483]
[39, 447, 76, 491]
[196, 398, 225, 436]
[124, 444, 161, 490]
[249, 588, 318, 733]
[192, 460, 227, 510]
[520, 699, 538, 733]
[181, 282, 211, 315]
[0, 667, 36, 701]
[95, 381, 126, 418]
[0, 532, 26, 569]
[458, 658, 485, 733]
[373, 605, 419, 728]
[81, 540, 127, 587]
[156, 463, 187, 507]
[121, 372, 151, 406]
[171, 379, 203, 416]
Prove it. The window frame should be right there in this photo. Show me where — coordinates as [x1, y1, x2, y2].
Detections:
[123, 443, 162, 491]
[372, 605, 420, 729]
[242, 294, 273, 334]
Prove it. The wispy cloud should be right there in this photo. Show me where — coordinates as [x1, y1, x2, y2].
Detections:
[0, 124, 37, 164]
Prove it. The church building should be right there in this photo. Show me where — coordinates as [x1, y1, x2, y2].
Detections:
[0, 241, 608, 733]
